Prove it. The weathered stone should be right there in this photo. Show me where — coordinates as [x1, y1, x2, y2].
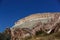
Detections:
[10, 13, 60, 40]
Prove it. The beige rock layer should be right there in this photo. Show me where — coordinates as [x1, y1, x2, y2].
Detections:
[15, 13, 60, 25]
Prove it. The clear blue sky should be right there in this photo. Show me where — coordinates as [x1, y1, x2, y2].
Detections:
[0, 0, 60, 32]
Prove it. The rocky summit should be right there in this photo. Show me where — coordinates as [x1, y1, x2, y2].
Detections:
[4, 13, 60, 40]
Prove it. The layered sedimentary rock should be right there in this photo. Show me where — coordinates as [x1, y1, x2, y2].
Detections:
[10, 13, 60, 40]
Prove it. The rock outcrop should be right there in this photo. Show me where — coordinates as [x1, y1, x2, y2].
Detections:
[10, 13, 60, 40]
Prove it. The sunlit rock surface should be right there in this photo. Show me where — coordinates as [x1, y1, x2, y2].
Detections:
[12, 13, 60, 29]
[10, 13, 60, 40]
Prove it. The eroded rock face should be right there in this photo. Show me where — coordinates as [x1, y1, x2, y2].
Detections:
[10, 13, 60, 40]
[11, 13, 60, 30]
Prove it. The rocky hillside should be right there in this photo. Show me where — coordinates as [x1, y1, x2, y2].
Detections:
[12, 13, 60, 29]
[10, 13, 60, 40]
[1, 13, 60, 40]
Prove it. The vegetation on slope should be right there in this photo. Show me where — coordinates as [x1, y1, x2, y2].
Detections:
[0, 29, 60, 40]
[0, 28, 11, 40]
[25, 31, 60, 40]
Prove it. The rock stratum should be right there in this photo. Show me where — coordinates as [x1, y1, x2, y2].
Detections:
[6, 13, 60, 40]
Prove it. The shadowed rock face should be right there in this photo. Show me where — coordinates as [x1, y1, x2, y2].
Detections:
[10, 13, 60, 40]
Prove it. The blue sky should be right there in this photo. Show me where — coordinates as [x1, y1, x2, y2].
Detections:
[0, 0, 60, 32]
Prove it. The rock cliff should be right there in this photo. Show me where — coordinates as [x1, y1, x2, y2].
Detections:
[10, 13, 60, 40]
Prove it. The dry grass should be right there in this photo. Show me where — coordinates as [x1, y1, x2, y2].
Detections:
[24, 32, 60, 40]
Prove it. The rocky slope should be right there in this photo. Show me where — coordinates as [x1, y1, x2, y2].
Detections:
[10, 13, 60, 40]
[12, 13, 60, 29]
